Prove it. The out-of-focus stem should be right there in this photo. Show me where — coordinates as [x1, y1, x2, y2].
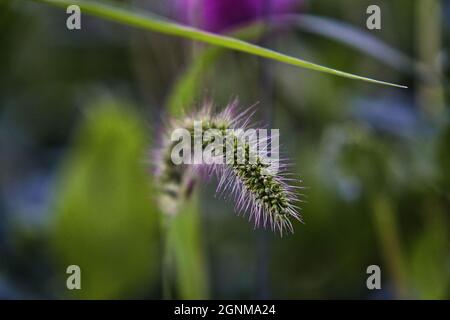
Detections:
[161, 215, 174, 299]
[372, 193, 408, 298]
[415, 0, 445, 118]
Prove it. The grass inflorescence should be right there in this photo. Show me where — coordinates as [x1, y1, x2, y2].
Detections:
[153, 101, 303, 235]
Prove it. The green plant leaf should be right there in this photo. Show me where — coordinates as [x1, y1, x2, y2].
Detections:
[52, 97, 160, 299]
[37, 0, 407, 88]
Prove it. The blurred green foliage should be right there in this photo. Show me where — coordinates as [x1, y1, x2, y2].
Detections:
[410, 211, 448, 299]
[52, 98, 160, 299]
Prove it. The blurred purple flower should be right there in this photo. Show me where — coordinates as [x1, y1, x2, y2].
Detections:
[172, 0, 302, 33]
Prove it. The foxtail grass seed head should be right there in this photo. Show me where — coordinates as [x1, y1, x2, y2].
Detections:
[152, 100, 303, 235]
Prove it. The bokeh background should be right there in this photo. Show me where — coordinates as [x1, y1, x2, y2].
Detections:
[0, 0, 449, 299]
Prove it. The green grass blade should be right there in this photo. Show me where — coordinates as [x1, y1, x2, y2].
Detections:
[37, 0, 407, 88]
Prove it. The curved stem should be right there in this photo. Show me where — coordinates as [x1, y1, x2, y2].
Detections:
[161, 215, 174, 299]
[371, 193, 407, 298]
